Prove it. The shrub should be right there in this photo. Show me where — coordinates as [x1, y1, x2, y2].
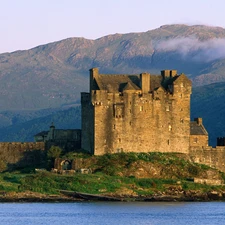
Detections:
[47, 146, 62, 159]
[188, 165, 199, 176]
[137, 179, 156, 188]
[0, 160, 7, 172]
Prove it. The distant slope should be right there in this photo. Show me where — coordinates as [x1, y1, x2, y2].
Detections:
[1, 82, 225, 146]
[0, 107, 81, 142]
[0, 108, 65, 128]
[1, 24, 225, 111]
[191, 82, 225, 146]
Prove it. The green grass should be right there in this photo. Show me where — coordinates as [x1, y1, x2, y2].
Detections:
[0, 170, 224, 197]
[0, 152, 225, 197]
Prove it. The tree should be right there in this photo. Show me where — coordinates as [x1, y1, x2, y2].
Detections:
[47, 146, 62, 159]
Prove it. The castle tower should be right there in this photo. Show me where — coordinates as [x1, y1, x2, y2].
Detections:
[81, 69, 192, 155]
[49, 122, 55, 141]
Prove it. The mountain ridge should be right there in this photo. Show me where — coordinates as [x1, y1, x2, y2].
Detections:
[0, 24, 225, 111]
[0, 24, 225, 143]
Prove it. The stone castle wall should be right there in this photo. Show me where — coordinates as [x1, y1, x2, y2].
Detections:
[91, 90, 191, 155]
[82, 70, 192, 155]
[81, 92, 95, 154]
[190, 146, 225, 173]
[190, 135, 208, 148]
[0, 142, 45, 166]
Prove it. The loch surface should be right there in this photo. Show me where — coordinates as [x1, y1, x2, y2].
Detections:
[0, 202, 225, 225]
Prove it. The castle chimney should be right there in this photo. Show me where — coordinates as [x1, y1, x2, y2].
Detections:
[161, 70, 177, 79]
[194, 118, 202, 125]
[161, 70, 170, 79]
[49, 122, 55, 141]
[89, 68, 99, 93]
[170, 70, 177, 77]
[140, 73, 150, 93]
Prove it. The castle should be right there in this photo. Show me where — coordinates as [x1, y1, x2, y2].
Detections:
[3, 68, 225, 174]
[81, 68, 208, 155]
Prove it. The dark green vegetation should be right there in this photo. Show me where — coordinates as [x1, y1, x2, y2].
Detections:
[0, 106, 81, 142]
[0, 24, 225, 144]
[0, 152, 224, 198]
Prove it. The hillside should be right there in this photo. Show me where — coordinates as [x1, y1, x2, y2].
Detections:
[1, 152, 225, 201]
[0, 107, 81, 142]
[191, 82, 225, 145]
[0, 24, 225, 111]
[0, 82, 224, 145]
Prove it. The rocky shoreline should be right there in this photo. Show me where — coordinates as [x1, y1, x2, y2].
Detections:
[1, 190, 225, 202]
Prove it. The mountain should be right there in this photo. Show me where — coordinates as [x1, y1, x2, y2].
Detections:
[0, 24, 225, 111]
[0, 24, 225, 144]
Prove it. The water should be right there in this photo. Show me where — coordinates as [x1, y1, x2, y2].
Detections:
[0, 202, 225, 225]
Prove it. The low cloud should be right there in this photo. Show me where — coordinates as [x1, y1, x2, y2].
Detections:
[155, 37, 225, 62]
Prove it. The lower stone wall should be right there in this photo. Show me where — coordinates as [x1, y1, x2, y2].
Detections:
[0, 142, 45, 168]
[194, 178, 223, 185]
[190, 146, 225, 173]
[2, 141, 225, 174]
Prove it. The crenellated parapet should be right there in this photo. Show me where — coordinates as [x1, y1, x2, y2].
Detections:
[217, 137, 225, 146]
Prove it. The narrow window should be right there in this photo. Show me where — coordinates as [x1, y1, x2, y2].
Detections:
[169, 125, 172, 131]
[140, 106, 143, 111]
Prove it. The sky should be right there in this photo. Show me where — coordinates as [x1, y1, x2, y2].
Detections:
[0, 0, 225, 53]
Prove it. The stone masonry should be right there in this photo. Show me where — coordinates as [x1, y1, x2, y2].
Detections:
[81, 68, 225, 173]
[82, 68, 194, 155]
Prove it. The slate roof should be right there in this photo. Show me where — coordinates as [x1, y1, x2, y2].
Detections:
[94, 74, 163, 92]
[94, 74, 140, 92]
[190, 121, 208, 135]
[34, 131, 48, 137]
[150, 75, 162, 91]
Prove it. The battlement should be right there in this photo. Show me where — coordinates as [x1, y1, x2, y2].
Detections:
[217, 137, 225, 146]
